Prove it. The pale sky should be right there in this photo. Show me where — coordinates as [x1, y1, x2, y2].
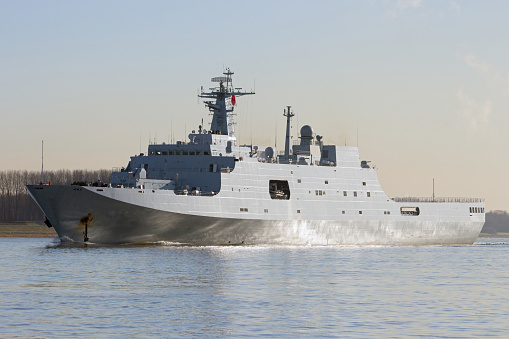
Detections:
[1, 1, 508, 210]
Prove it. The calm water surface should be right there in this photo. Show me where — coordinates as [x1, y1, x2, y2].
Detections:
[1, 237, 508, 338]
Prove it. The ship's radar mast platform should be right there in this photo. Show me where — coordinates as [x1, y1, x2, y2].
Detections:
[198, 68, 254, 144]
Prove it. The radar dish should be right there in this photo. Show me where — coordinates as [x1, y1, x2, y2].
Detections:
[300, 125, 313, 138]
[211, 77, 228, 83]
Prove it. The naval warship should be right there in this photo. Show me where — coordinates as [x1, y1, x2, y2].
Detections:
[26, 69, 485, 245]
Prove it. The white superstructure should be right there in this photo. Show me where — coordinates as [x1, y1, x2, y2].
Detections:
[27, 70, 485, 245]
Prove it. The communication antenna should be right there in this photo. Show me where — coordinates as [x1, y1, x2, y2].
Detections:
[433, 178, 435, 202]
[275, 117, 277, 149]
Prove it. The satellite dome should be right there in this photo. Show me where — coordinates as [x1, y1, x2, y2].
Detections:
[300, 125, 313, 138]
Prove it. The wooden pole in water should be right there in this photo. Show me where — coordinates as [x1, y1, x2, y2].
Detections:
[41, 140, 44, 184]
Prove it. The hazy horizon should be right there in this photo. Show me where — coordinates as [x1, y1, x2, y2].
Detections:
[1, 1, 507, 210]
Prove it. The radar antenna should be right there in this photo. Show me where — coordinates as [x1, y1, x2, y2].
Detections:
[198, 69, 254, 143]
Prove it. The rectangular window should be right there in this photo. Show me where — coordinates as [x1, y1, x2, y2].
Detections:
[343, 191, 347, 196]
[183, 151, 188, 155]
[269, 180, 291, 200]
[342, 211, 345, 214]
[325, 180, 329, 184]
[315, 190, 319, 196]
[176, 151, 181, 155]
[367, 192, 371, 197]
[264, 209, 268, 213]
[362, 181, 366, 186]
[204, 151, 211, 155]
[297, 210, 301, 214]
[359, 211, 362, 214]
[354, 191, 357, 197]
[189, 151, 195, 155]
[298, 179, 301, 183]
[162, 151, 168, 155]
[401, 207, 420, 216]
[169, 151, 175, 155]
[240, 208, 248, 212]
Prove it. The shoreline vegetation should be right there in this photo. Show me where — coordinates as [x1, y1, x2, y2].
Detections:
[0, 222, 57, 238]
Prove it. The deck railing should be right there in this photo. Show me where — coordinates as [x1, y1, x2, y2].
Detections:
[392, 197, 485, 203]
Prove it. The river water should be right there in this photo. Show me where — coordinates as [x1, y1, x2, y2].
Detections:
[1, 237, 508, 338]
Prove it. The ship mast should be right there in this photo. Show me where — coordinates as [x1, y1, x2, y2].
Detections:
[283, 106, 294, 163]
[198, 69, 254, 145]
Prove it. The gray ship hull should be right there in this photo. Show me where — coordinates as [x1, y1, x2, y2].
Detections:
[27, 185, 483, 245]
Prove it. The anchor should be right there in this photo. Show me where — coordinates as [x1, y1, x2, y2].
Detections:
[79, 213, 94, 242]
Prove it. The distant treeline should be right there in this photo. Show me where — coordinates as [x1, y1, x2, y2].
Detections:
[482, 210, 509, 234]
[0, 169, 110, 222]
